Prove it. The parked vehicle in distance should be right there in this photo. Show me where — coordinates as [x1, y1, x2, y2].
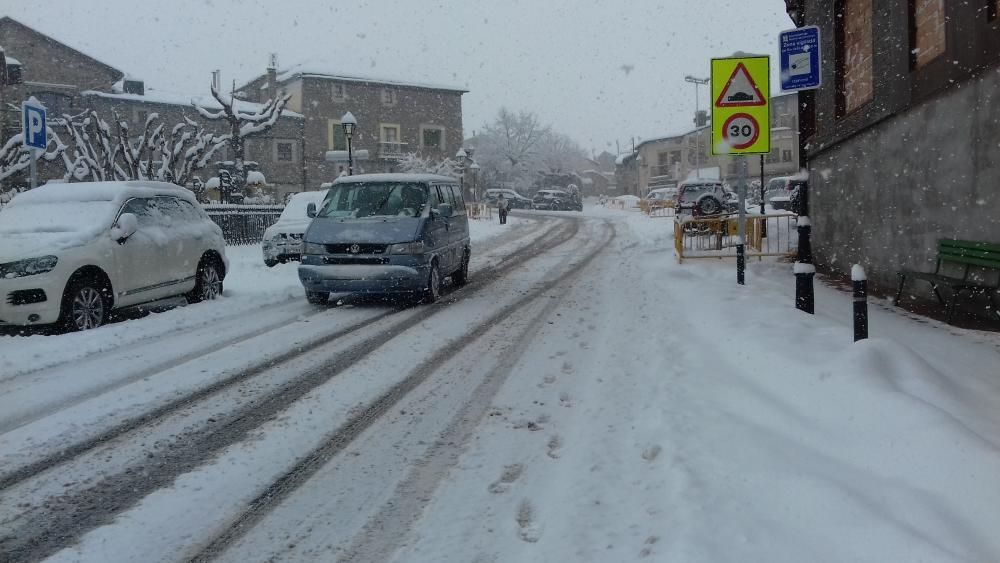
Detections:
[765, 176, 807, 214]
[644, 187, 677, 209]
[484, 188, 533, 209]
[298, 173, 471, 305]
[262, 190, 328, 267]
[675, 180, 731, 216]
[0, 181, 227, 331]
[532, 189, 582, 211]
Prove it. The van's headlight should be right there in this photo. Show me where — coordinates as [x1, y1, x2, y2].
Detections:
[302, 242, 326, 255]
[389, 241, 425, 255]
[0, 255, 59, 279]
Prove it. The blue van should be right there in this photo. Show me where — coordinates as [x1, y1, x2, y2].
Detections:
[298, 174, 471, 305]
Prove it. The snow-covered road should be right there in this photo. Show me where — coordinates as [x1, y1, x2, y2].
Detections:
[2, 207, 1000, 563]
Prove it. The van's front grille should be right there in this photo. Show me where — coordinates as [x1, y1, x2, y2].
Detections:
[325, 244, 388, 255]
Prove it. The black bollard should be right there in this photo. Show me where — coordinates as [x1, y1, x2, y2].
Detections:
[853, 264, 868, 342]
[794, 181, 815, 314]
[737, 240, 745, 285]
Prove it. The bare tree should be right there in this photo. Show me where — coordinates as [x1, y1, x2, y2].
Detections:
[193, 83, 291, 198]
[536, 131, 588, 174]
[0, 125, 67, 183]
[396, 153, 460, 177]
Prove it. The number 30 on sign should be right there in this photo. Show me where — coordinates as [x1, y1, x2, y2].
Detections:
[722, 113, 759, 150]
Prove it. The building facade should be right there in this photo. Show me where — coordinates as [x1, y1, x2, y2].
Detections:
[784, 1, 1000, 295]
[0, 17, 306, 200]
[616, 92, 800, 196]
[239, 64, 466, 190]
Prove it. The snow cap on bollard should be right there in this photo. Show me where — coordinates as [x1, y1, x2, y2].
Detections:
[852, 264, 867, 281]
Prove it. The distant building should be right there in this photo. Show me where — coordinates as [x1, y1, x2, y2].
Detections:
[238, 63, 467, 189]
[784, 1, 1000, 296]
[616, 93, 800, 196]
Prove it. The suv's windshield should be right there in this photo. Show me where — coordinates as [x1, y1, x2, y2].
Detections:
[318, 183, 428, 219]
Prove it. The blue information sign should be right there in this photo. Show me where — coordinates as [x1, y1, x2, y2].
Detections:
[779, 26, 821, 92]
[22, 101, 47, 149]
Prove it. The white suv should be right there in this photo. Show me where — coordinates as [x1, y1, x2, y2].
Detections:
[262, 190, 327, 267]
[0, 181, 228, 331]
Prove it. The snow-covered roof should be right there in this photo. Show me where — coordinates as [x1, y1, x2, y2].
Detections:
[274, 62, 467, 93]
[10, 180, 195, 206]
[615, 152, 637, 165]
[334, 173, 458, 184]
[80, 89, 305, 119]
[3, 54, 20, 65]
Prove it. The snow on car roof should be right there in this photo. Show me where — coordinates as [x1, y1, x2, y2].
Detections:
[9, 180, 197, 207]
[332, 173, 458, 184]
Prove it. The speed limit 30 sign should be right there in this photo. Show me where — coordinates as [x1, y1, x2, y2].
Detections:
[711, 56, 770, 155]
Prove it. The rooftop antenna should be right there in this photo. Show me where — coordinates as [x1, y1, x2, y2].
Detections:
[269, 53, 279, 70]
[211, 69, 221, 92]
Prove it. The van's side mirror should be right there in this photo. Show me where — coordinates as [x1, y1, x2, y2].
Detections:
[436, 203, 452, 218]
[306, 202, 317, 218]
[111, 213, 138, 244]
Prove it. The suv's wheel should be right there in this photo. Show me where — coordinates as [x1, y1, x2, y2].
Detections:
[452, 249, 470, 286]
[264, 258, 279, 268]
[698, 197, 722, 216]
[423, 261, 442, 304]
[187, 256, 224, 303]
[60, 277, 111, 332]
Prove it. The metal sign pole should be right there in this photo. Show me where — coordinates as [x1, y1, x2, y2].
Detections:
[737, 156, 747, 285]
[29, 146, 37, 190]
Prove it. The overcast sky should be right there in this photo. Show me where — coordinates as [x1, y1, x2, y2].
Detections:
[1, 0, 792, 156]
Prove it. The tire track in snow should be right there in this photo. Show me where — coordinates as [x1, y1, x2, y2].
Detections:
[205, 221, 616, 563]
[0, 217, 582, 563]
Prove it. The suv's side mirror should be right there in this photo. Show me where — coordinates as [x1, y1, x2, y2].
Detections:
[111, 213, 138, 244]
[306, 202, 317, 218]
[436, 203, 453, 217]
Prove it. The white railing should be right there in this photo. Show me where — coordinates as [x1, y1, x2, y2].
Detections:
[378, 141, 409, 160]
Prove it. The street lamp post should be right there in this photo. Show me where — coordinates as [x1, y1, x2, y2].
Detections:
[469, 162, 481, 201]
[341, 111, 357, 176]
[455, 147, 468, 200]
[684, 76, 710, 180]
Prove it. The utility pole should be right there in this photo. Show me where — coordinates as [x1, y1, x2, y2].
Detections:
[685, 76, 709, 179]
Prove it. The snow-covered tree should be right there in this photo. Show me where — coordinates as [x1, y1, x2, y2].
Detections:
[193, 83, 291, 198]
[0, 126, 67, 183]
[396, 153, 460, 177]
[536, 131, 588, 175]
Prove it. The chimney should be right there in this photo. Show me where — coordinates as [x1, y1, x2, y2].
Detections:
[267, 53, 278, 103]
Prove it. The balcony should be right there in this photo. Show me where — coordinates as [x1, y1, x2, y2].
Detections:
[378, 141, 409, 160]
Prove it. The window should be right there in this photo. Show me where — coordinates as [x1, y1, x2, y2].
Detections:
[450, 185, 465, 209]
[835, 0, 874, 116]
[275, 141, 295, 162]
[782, 149, 794, 163]
[380, 124, 401, 144]
[381, 88, 397, 106]
[421, 127, 444, 150]
[134, 109, 148, 125]
[328, 120, 347, 151]
[909, 0, 946, 69]
[331, 83, 347, 101]
[765, 148, 780, 164]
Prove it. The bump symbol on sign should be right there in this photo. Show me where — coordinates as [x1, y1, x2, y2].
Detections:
[722, 113, 760, 150]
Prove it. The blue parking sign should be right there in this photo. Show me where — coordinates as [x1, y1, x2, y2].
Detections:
[22, 101, 47, 149]
[779, 26, 821, 92]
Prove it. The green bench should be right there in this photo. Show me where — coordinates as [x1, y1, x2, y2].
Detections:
[895, 239, 1000, 324]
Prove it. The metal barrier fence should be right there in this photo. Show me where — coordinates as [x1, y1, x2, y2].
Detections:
[647, 205, 676, 218]
[674, 212, 798, 263]
[204, 204, 284, 245]
[466, 203, 497, 221]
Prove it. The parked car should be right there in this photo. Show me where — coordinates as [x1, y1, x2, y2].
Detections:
[484, 188, 533, 209]
[532, 189, 582, 211]
[262, 190, 328, 267]
[644, 187, 677, 210]
[675, 180, 731, 216]
[0, 181, 228, 331]
[765, 176, 807, 214]
[298, 173, 471, 305]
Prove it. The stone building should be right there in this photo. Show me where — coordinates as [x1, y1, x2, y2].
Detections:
[238, 63, 466, 189]
[0, 16, 303, 198]
[783, 0, 1000, 298]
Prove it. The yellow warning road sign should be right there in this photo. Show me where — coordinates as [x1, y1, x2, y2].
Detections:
[711, 56, 770, 155]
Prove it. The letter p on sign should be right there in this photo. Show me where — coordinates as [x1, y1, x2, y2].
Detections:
[22, 102, 47, 150]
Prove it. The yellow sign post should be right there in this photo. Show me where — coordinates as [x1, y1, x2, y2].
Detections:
[711, 56, 770, 155]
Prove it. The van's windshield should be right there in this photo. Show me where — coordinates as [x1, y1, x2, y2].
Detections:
[318, 183, 429, 219]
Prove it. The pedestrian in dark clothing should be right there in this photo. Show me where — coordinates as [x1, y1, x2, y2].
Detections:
[497, 193, 510, 224]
